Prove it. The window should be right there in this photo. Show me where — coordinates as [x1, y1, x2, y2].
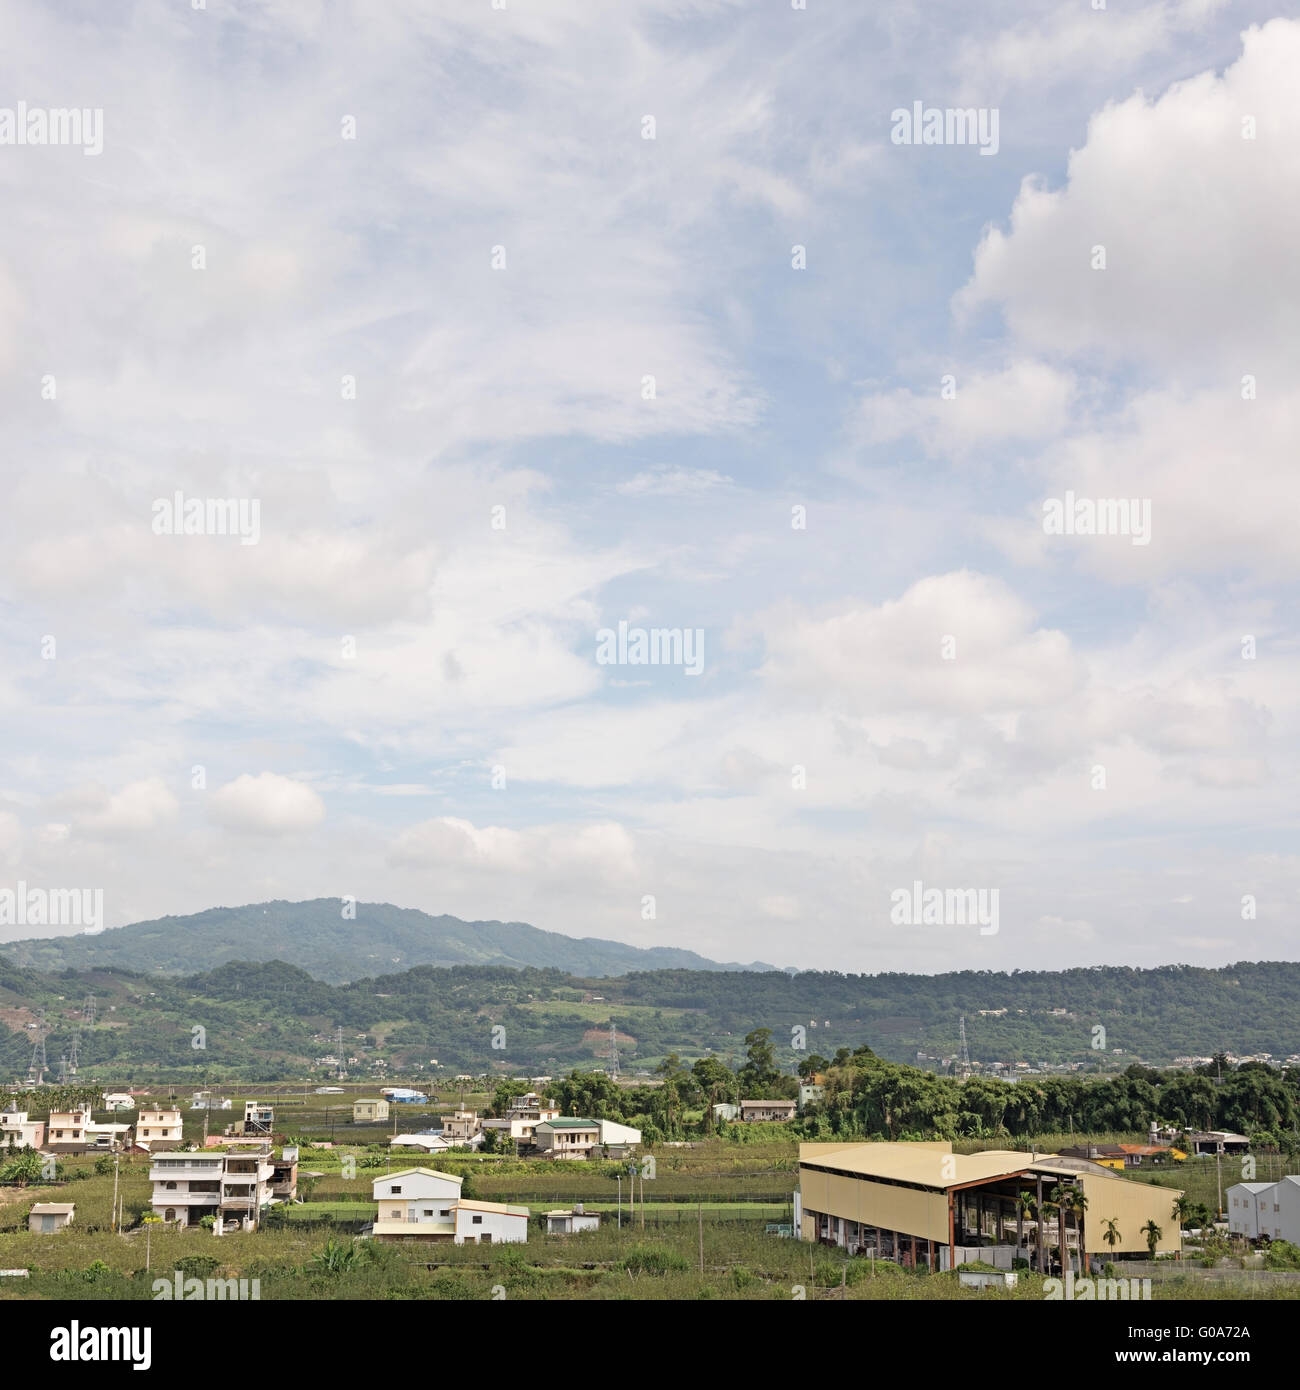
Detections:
[391, 1186, 401, 1194]
[472, 1215, 483, 1224]
[440, 1208, 450, 1217]
[423, 1209, 433, 1217]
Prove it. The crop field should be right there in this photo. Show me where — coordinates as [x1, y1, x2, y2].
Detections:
[5, 1126, 1298, 1302]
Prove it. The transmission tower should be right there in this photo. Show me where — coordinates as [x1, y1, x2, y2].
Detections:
[335, 1025, 345, 1080]
[958, 1015, 971, 1079]
[607, 1021, 620, 1081]
[27, 1009, 48, 1085]
[64, 993, 93, 1077]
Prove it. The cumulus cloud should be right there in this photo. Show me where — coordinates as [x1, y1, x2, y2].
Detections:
[209, 774, 326, 836]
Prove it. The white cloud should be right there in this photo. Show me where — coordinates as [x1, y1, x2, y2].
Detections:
[209, 774, 326, 836]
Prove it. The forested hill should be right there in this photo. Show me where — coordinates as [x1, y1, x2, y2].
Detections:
[0, 899, 773, 982]
[0, 955, 1296, 1080]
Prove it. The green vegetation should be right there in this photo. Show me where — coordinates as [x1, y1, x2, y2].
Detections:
[5, 945, 1299, 1082]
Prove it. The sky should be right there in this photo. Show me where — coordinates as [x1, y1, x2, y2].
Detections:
[0, 0, 1296, 975]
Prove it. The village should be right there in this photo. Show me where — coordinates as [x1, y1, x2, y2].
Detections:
[4, 1081, 1298, 1292]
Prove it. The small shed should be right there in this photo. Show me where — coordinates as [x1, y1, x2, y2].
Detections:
[29, 1203, 75, 1234]
[545, 1205, 600, 1234]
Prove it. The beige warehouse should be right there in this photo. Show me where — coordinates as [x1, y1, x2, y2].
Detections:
[797, 1142, 1182, 1271]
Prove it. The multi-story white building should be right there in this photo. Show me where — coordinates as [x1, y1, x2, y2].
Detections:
[150, 1146, 275, 1231]
[1, 1107, 45, 1151]
[46, 1104, 131, 1154]
[370, 1168, 528, 1245]
[135, 1107, 184, 1150]
[532, 1118, 599, 1159]
[1229, 1176, 1300, 1243]
[150, 1151, 225, 1227]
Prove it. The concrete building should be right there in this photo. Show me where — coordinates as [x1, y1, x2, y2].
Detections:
[532, 1118, 600, 1159]
[740, 1099, 797, 1123]
[507, 1093, 559, 1123]
[453, 1200, 529, 1244]
[1, 1108, 45, 1151]
[594, 1119, 641, 1156]
[546, 1205, 600, 1234]
[798, 1083, 826, 1113]
[370, 1168, 527, 1245]
[796, 1141, 1183, 1271]
[29, 1203, 75, 1233]
[46, 1105, 130, 1154]
[441, 1110, 482, 1143]
[1186, 1130, 1251, 1157]
[270, 1147, 298, 1203]
[237, 1101, 275, 1136]
[353, 1098, 390, 1124]
[150, 1146, 275, 1231]
[135, 1107, 184, 1151]
[1229, 1175, 1300, 1243]
[102, 1093, 136, 1112]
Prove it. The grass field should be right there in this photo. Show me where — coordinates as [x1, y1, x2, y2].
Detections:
[5, 1129, 1298, 1300]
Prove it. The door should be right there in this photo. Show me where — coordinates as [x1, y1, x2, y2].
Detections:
[40, 1216, 55, 1233]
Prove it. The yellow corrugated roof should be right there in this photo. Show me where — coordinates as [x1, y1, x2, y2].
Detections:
[800, 1143, 1034, 1188]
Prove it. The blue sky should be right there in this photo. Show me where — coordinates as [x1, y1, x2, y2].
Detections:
[0, 0, 1296, 975]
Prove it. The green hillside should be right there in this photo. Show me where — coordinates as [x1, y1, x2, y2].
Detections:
[0, 954, 1296, 1082]
[0, 899, 773, 982]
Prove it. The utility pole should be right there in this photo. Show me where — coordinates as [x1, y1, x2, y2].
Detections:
[698, 1202, 704, 1274]
[111, 1156, 120, 1235]
[616, 1175, 622, 1229]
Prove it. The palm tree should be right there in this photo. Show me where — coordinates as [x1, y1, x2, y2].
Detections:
[1048, 1185, 1070, 1273]
[1069, 1188, 1089, 1274]
[1142, 1218, 1162, 1260]
[1044, 1186, 1063, 1273]
[1171, 1194, 1193, 1258]
[1014, 1190, 1036, 1258]
[1101, 1216, 1122, 1257]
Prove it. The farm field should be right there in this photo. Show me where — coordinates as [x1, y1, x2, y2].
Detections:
[4, 1119, 1297, 1302]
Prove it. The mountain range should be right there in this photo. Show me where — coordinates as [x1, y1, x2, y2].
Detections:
[0, 899, 776, 984]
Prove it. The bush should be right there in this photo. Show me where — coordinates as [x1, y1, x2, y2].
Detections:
[176, 1254, 221, 1279]
[620, 1245, 689, 1275]
[1263, 1239, 1300, 1271]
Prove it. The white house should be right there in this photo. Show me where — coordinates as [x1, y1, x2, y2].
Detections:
[1, 1108, 45, 1151]
[1227, 1181, 1274, 1239]
[369, 1169, 528, 1244]
[1229, 1175, 1300, 1243]
[595, 1119, 641, 1149]
[372, 1167, 464, 1237]
[453, 1200, 530, 1245]
[135, 1107, 184, 1150]
[102, 1093, 136, 1112]
[389, 1132, 452, 1153]
[150, 1147, 275, 1232]
[46, 1105, 130, 1154]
